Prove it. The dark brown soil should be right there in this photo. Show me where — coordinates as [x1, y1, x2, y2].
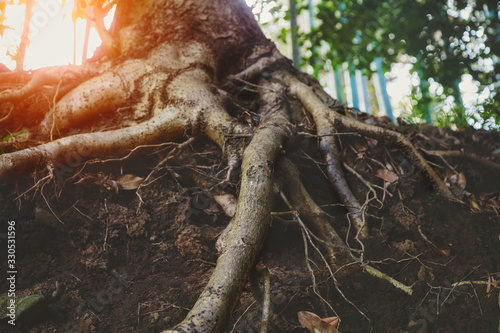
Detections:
[1, 122, 499, 333]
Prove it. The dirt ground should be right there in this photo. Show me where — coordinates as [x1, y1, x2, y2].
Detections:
[1, 119, 499, 332]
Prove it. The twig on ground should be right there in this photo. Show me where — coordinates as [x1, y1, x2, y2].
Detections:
[417, 225, 449, 257]
[230, 301, 256, 333]
[260, 268, 271, 333]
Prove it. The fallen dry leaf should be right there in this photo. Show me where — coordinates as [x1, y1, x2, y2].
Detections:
[488, 197, 499, 209]
[470, 198, 481, 212]
[448, 172, 466, 190]
[344, 155, 355, 167]
[116, 174, 144, 190]
[352, 138, 369, 152]
[322, 316, 340, 326]
[432, 235, 451, 256]
[298, 311, 339, 333]
[366, 137, 378, 149]
[376, 169, 399, 183]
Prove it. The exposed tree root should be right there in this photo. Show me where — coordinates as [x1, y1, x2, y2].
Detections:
[261, 268, 271, 333]
[40, 60, 149, 136]
[284, 73, 455, 200]
[164, 77, 291, 332]
[0, 65, 99, 104]
[278, 157, 414, 296]
[0, 57, 446, 331]
[293, 207, 371, 325]
[276, 74, 368, 238]
[0, 11, 462, 330]
[423, 149, 500, 171]
[0, 107, 187, 180]
[252, 267, 271, 333]
[277, 158, 345, 259]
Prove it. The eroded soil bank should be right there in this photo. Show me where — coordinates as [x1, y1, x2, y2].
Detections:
[1, 121, 499, 332]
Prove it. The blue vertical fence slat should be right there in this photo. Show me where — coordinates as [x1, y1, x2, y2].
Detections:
[308, 0, 319, 77]
[289, 0, 300, 69]
[289, 1, 394, 121]
[374, 58, 394, 121]
[361, 72, 371, 114]
[334, 66, 344, 104]
[349, 68, 359, 111]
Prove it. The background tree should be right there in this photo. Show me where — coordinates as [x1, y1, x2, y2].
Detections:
[296, 0, 500, 128]
[0, 0, 37, 71]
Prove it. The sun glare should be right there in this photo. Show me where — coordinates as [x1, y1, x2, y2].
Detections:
[0, 0, 114, 70]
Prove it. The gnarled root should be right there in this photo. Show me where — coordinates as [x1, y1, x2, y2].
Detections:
[277, 157, 413, 295]
[0, 107, 187, 180]
[164, 75, 291, 333]
[0, 44, 455, 332]
[285, 73, 455, 201]
[287, 88, 368, 238]
[0, 64, 99, 104]
[40, 60, 152, 136]
[277, 157, 345, 264]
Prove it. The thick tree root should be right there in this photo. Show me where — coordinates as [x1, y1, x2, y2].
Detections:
[164, 77, 291, 333]
[0, 38, 457, 332]
[236, 62, 369, 237]
[285, 73, 455, 200]
[278, 158, 345, 256]
[40, 60, 152, 135]
[423, 149, 500, 171]
[0, 40, 248, 182]
[278, 158, 413, 295]
[0, 65, 99, 104]
[0, 107, 187, 180]
[287, 92, 368, 238]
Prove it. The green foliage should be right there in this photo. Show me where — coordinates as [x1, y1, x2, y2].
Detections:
[427, 192, 444, 204]
[0, 131, 28, 154]
[296, 0, 500, 128]
[475, 97, 500, 128]
[1, 131, 26, 143]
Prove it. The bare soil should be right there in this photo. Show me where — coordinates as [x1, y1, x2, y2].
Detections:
[1, 121, 499, 333]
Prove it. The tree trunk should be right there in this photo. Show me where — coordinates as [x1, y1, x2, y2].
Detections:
[16, 0, 35, 71]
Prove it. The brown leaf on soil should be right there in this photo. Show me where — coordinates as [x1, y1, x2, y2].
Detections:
[470, 198, 482, 212]
[297, 311, 339, 333]
[322, 316, 340, 326]
[366, 137, 378, 149]
[344, 155, 355, 167]
[375, 168, 399, 183]
[432, 235, 451, 256]
[355, 144, 369, 152]
[447, 172, 466, 190]
[488, 197, 499, 210]
[116, 174, 144, 190]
